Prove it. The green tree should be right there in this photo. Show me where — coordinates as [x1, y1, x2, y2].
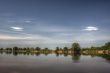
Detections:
[105, 42, 110, 49]
[55, 47, 60, 52]
[44, 48, 49, 51]
[35, 47, 41, 51]
[13, 46, 18, 52]
[63, 47, 68, 51]
[72, 42, 81, 53]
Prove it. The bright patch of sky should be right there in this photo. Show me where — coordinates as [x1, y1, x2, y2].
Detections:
[10, 27, 23, 31]
[83, 26, 98, 31]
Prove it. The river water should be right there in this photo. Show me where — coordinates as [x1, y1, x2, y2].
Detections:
[0, 53, 110, 73]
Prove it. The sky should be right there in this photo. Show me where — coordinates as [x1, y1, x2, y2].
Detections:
[0, 0, 110, 48]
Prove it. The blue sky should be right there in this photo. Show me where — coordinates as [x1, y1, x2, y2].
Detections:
[0, 0, 110, 48]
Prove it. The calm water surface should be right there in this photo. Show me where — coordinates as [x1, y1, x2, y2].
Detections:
[0, 53, 110, 73]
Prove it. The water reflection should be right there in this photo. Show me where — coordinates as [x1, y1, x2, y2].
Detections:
[0, 52, 110, 73]
[72, 53, 81, 62]
[97, 54, 110, 62]
[0, 51, 110, 62]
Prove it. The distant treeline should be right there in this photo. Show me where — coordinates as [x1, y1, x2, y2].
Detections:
[0, 42, 110, 54]
[0, 42, 81, 53]
[82, 42, 110, 50]
[0, 42, 110, 61]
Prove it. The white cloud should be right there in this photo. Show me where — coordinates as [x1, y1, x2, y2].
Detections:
[83, 26, 98, 31]
[10, 27, 23, 31]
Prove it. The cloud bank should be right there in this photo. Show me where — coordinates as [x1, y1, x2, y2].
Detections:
[10, 27, 23, 31]
[83, 26, 98, 31]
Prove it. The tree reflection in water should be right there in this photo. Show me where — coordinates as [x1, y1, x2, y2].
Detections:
[97, 54, 110, 62]
[72, 53, 81, 62]
[0, 51, 110, 62]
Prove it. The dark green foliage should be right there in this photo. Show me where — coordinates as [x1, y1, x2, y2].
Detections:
[13, 46, 18, 51]
[63, 47, 68, 51]
[35, 47, 41, 51]
[72, 43, 81, 52]
[55, 47, 60, 53]
[104, 42, 110, 49]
